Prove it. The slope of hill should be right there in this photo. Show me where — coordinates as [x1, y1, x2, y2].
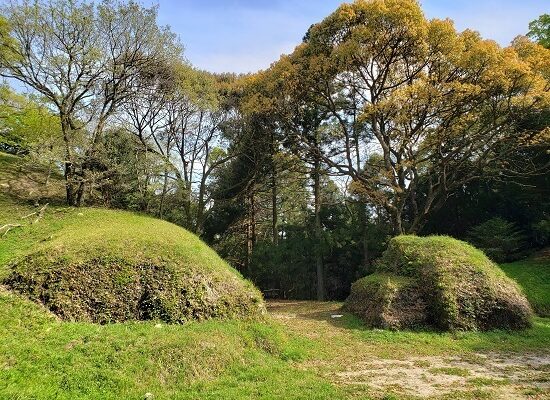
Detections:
[501, 249, 550, 317]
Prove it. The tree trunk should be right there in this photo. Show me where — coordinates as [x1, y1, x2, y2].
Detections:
[271, 159, 278, 245]
[64, 160, 76, 206]
[357, 201, 370, 271]
[392, 210, 404, 235]
[353, 95, 369, 271]
[313, 155, 325, 301]
[159, 169, 169, 219]
[75, 174, 85, 207]
[60, 115, 77, 206]
[195, 174, 207, 235]
[246, 191, 256, 272]
[45, 157, 53, 186]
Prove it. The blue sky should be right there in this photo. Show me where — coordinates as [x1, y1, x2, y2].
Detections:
[153, 1, 546, 73]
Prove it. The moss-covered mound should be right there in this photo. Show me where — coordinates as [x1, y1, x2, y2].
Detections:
[3, 209, 264, 323]
[344, 236, 533, 331]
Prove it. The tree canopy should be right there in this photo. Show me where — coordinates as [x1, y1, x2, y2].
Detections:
[0, 0, 548, 301]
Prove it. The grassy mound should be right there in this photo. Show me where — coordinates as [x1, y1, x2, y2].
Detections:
[0, 153, 344, 399]
[2, 208, 264, 323]
[345, 274, 427, 330]
[344, 236, 533, 331]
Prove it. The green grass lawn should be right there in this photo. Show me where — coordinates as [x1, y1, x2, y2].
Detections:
[500, 253, 550, 317]
[0, 288, 343, 400]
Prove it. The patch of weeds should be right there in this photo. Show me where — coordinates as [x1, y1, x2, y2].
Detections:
[459, 353, 488, 365]
[522, 387, 547, 397]
[439, 389, 494, 399]
[533, 363, 550, 372]
[380, 391, 402, 400]
[429, 367, 471, 377]
[468, 377, 509, 386]
[413, 359, 431, 368]
[521, 374, 550, 384]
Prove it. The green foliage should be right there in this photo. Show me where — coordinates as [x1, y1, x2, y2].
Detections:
[87, 129, 162, 211]
[467, 217, 526, 262]
[422, 163, 549, 253]
[251, 226, 317, 299]
[346, 235, 534, 331]
[532, 218, 550, 247]
[282, 0, 550, 235]
[1, 0, 183, 206]
[247, 200, 386, 300]
[2, 208, 264, 323]
[0, 86, 61, 155]
[527, 14, 550, 48]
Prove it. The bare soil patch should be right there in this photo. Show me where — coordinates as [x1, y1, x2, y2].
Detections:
[268, 300, 550, 399]
[335, 353, 549, 398]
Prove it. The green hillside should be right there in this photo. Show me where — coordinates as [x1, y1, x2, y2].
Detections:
[501, 250, 550, 317]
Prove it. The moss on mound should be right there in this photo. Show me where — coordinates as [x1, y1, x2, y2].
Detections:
[344, 236, 533, 331]
[2, 208, 264, 323]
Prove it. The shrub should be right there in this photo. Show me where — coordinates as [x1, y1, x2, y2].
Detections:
[532, 217, 550, 247]
[344, 235, 533, 331]
[467, 217, 526, 262]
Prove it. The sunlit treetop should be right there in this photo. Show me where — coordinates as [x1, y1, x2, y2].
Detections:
[528, 14, 550, 49]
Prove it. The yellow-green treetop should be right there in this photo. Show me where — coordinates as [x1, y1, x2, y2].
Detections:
[258, 0, 549, 234]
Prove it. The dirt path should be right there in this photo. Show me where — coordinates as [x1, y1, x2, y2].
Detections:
[267, 300, 550, 399]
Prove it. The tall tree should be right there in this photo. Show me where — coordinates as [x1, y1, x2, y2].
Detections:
[124, 64, 241, 233]
[0, 0, 181, 205]
[282, 0, 549, 234]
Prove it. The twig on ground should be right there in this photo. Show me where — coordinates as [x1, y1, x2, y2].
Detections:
[21, 211, 38, 219]
[0, 223, 22, 238]
[32, 203, 49, 224]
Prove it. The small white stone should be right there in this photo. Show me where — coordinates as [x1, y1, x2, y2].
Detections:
[144, 393, 154, 400]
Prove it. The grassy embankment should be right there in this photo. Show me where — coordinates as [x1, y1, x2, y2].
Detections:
[501, 251, 550, 317]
